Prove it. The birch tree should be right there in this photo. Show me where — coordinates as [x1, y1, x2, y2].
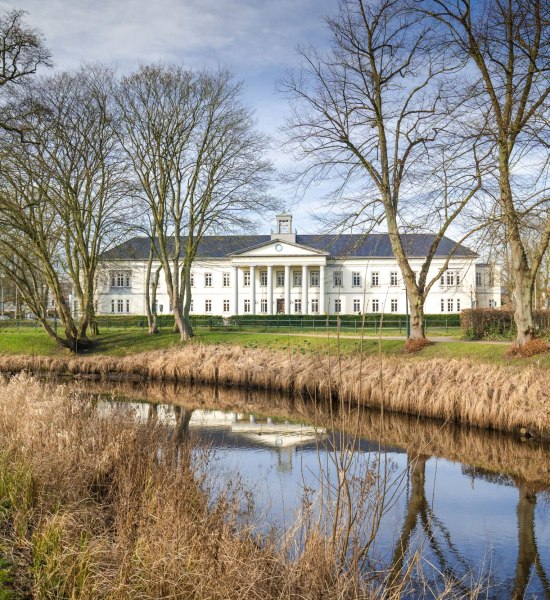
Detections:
[115, 65, 272, 341]
[282, 0, 483, 340]
[417, 0, 550, 346]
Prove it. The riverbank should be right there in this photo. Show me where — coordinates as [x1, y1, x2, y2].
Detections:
[1, 343, 549, 437]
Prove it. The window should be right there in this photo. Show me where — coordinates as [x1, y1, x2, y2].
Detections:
[489, 299, 498, 308]
[276, 271, 285, 287]
[476, 272, 482, 286]
[190, 300, 193, 312]
[390, 271, 398, 286]
[441, 270, 459, 286]
[447, 299, 454, 312]
[111, 299, 115, 313]
[334, 299, 341, 313]
[293, 271, 302, 287]
[205, 299, 212, 313]
[311, 298, 319, 313]
[244, 299, 250, 313]
[457, 298, 461, 312]
[372, 299, 379, 312]
[244, 271, 251, 287]
[126, 299, 130, 313]
[260, 271, 267, 287]
[223, 272, 230, 287]
[310, 271, 319, 287]
[371, 272, 379, 287]
[488, 270, 495, 287]
[204, 273, 212, 287]
[352, 272, 362, 287]
[391, 299, 398, 313]
[333, 271, 343, 287]
[260, 299, 268, 313]
[190, 272, 194, 287]
[159, 304, 163, 314]
[117, 299, 124, 313]
[294, 299, 302, 313]
[353, 299, 360, 312]
[111, 271, 131, 288]
[441, 299, 445, 313]
[223, 299, 230, 312]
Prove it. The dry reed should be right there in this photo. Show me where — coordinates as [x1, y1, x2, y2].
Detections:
[0, 344, 549, 436]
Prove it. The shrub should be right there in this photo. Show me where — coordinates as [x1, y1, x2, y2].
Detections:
[461, 309, 550, 340]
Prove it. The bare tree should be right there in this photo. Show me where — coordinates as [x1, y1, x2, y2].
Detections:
[0, 9, 51, 88]
[0, 67, 130, 348]
[115, 65, 273, 341]
[281, 0, 483, 340]
[417, 0, 550, 346]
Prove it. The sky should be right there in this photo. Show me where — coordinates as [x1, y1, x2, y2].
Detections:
[3, 0, 336, 233]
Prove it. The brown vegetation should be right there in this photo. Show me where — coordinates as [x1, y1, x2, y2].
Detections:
[0, 374, 376, 599]
[0, 345, 549, 437]
[505, 339, 550, 359]
[402, 339, 434, 353]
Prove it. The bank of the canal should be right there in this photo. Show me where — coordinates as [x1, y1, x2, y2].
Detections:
[0, 343, 549, 438]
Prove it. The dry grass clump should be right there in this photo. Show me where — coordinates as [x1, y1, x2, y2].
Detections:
[402, 339, 434, 353]
[0, 374, 373, 599]
[0, 343, 549, 436]
[505, 338, 550, 358]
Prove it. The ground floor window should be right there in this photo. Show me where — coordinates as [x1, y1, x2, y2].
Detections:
[311, 298, 319, 313]
[190, 300, 193, 312]
[372, 299, 379, 312]
[334, 299, 341, 313]
[117, 299, 123, 313]
[353, 299, 360, 312]
[456, 298, 461, 312]
[260, 299, 268, 313]
[205, 299, 212, 313]
[447, 298, 454, 312]
[223, 299, 230, 312]
[126, 299, 130, 313]
[244, 299, 250, 313]
[391, 299, 398, 313]
[111, 300, 115, 313]
[294, 299, 301, 313]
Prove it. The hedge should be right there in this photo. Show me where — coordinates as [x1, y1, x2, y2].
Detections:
[460, 309, 550, 340]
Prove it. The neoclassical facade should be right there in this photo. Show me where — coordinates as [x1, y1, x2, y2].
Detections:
[96, 215, 500, 317]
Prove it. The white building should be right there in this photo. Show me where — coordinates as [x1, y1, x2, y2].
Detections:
[96, 215, 500, 317]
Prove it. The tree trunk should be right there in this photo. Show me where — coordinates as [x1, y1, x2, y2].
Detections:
[407, 289, 425, 340]
[181, 260, 194, 340]
[512, 261, 535, 346]
[145, 254, 160, 335]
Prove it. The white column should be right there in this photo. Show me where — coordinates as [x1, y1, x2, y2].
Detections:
[233, 266, 239, 315]
[250, 265, 256, 315]
[302, 265, 308, 315]
[320, 264, 326, 314]
[267, 265, 273, 315]
[284, 265, 291, 314]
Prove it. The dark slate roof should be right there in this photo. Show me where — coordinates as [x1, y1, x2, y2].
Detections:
[101, 233, 476, 260]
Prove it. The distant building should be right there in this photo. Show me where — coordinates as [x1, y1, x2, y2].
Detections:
[96, 215, 501, 316]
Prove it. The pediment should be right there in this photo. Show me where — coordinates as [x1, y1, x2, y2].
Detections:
[229, 239, 328, 257]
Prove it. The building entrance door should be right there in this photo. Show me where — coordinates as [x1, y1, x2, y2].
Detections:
[276, 299, 285, 314]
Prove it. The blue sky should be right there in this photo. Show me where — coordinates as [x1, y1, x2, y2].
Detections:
[4, 0, 336, 232]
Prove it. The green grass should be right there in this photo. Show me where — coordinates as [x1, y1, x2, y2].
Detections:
[0, 325, 548, 366]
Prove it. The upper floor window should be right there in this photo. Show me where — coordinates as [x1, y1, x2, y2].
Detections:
[244, 271, 251, 286]
[476, 272, 482, 287]
[488, 270, 495, 287]
[310, 271, 319, 287]
[293, 270, 302, 287]
[190, 272, 194, 287]
[370, 272, 378, 287]
[260, 271, 267, 287]
[223, 272, 230, 287]
[204, 273, 212, 287]
[111, 271, 131, 288]
[352, 272, 362, 287]
[390, 271, 398, 286]
[276, 270, 285, 287]
[441, 270, 460, 286]
[333, 271, 343, 287]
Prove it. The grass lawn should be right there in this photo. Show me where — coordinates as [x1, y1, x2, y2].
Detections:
[0, 325, 547, 367]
